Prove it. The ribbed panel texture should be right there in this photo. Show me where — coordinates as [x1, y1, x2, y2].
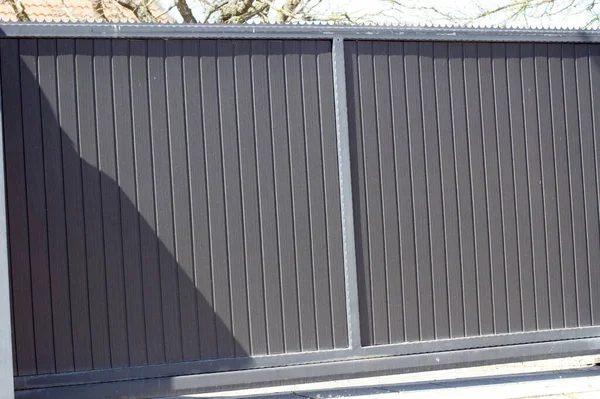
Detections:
[2, 38, 348, 376]
[345, 40, 600, 346]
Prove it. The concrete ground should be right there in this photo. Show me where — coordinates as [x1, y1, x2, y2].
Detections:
[173, 356, 600, 399]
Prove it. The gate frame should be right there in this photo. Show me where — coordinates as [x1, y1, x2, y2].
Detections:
[1, 22, 600, 399]
[0, 54, 15, 399]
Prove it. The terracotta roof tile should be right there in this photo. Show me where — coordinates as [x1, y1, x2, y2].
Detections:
[0, 0, 173, 23]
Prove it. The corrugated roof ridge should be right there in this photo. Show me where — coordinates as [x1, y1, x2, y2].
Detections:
[0, 20, 598, 31]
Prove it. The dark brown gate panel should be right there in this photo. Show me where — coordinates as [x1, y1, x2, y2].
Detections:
[345, 40, 600, 347]
[2, 38, 348, 377]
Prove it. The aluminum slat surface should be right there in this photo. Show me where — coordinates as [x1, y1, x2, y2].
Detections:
[346, 40, 600, 345]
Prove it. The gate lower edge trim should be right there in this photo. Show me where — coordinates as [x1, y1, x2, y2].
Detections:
[14, 326, 600, 391]
[14, 336, 600, 399]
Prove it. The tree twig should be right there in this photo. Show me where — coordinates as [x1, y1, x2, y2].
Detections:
[115, 0, 157, 22]
[176, 0, 197, 23]
[203, 0, 229, 23]
[277, 0, 302, 22]
[219, 0, 254, 22]
[92, 0, 108, 21]
[237, 2, 270, 22]
[6, 0, 30, 22]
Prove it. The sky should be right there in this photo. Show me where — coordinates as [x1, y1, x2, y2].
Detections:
[157, 0, 600, 29]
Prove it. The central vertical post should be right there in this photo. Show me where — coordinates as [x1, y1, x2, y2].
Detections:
[332, 36, 361, 349]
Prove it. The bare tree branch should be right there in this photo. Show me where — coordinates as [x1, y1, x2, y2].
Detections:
[295, 0, 324, 17]
[219, 0, 253, 22]
[92, 0, 109, 21]
[176, 0, 197, 22]
[6, 0, 30, 22]
[115, 0, 157, 22]
[463, 0, 594, 24]
[386, 0, 600, 27]
[276, 0, 302, 22]
[236, 2, 270, 22]
[202, 0, 229, 22]
[1, 0, 372, 26]
[259, 0, 296, 21]
[154, 3, 179, 19]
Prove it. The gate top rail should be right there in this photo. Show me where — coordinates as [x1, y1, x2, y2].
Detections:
[0, 22, 599, 42]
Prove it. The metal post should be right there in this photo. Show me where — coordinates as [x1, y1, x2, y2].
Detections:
[0, 75, 15, 399]
[332, 36, 361, 349]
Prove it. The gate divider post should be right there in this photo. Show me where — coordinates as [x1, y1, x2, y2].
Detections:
[332, 36, 361, 349]
[0, 74, 15, 399]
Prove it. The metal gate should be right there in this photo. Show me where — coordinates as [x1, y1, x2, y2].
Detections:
[346, 40, 600, 343]
[0, 23, 599, 399]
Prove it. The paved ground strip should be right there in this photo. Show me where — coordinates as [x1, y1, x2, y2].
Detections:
[172, 356, 600, 399]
